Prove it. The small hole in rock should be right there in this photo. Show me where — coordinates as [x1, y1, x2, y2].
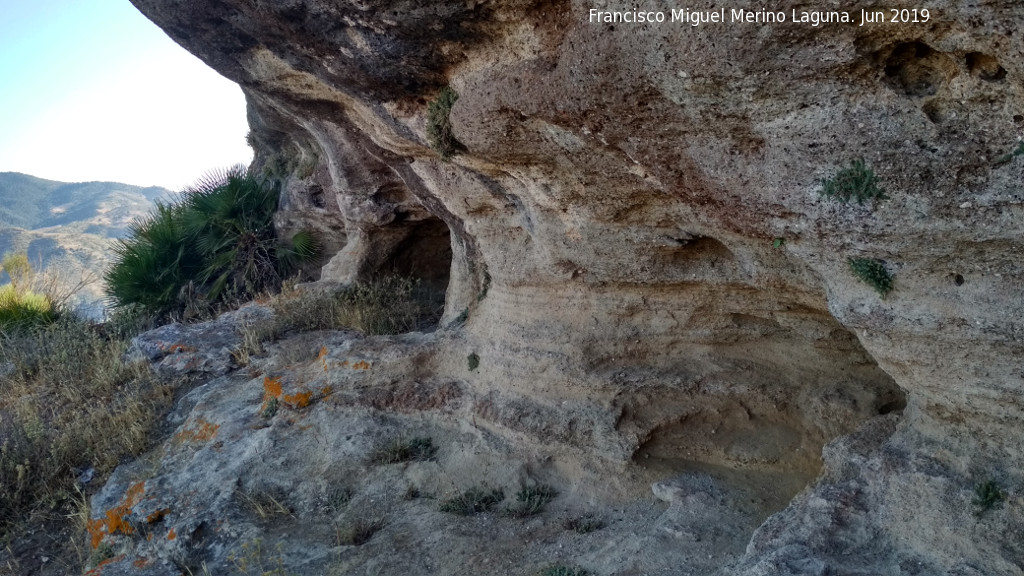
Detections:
[965, 52, 1007, 82]
[954, 273, 965, 286]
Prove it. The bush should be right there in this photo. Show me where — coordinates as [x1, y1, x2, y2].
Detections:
[427, 86, 465, 160]
[973, 480, 1005, 515]
[105, 166, 319, 319]
[848, 257, 894, 296]
[0, 284, 55, 329]
[506, 485, 557, 518]
[820, 159, 887, 204]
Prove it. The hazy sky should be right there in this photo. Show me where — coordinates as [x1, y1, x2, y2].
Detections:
[0, 0, 252, 191]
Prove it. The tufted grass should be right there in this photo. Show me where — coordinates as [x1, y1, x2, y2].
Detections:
[848, 257, 894, 296]
[368, 436, 438, 465]
[0, 317, 175, 557]
[820, 159, 887, 204]
[439, 486, 505, 516]
[506, 485, 558, 518]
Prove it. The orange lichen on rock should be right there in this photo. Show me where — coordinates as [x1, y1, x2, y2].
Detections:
[174, 418, 220, 444]
[87, 482, 146, 548]
[167, 528, 177, 541]
[283, 390, 313, 409]
[352, 360, 371, 370]
[146, 508, 170, 524]
[84, 554, 127, 575]
[264, 375, 283, 398]
[164, 343, 197, 353]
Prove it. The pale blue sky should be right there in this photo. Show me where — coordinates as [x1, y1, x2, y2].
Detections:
[0, 0, 252, 190]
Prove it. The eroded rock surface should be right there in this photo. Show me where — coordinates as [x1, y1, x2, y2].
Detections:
[91, 0, 1024, 573]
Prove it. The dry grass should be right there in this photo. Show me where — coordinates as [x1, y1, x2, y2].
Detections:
[236, 487, 294, 522]
[228, 540, 296, 576]
[271, 276, 441, 336]
[0, 317, 175, 536]
[232, 276, 442, 363]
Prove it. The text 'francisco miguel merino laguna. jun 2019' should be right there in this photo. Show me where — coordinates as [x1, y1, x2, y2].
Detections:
[588, 6, 932, 26]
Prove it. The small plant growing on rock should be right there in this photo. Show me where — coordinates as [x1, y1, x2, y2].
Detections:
[538, 565, 591, 576]
[368, 436, 437, 464]
[820, 159, 887, 204]
[467, 353, 480, 371]
[427, 86, 465, 160]
[260, 396, 279, 419]
[848, 257, 894, 296]
[506, 485, 558, 518]
[439, 486, 504, 516]
[337, 518, 382, 546]
[973, 479, 1005, 515]
[563, 513, 606, 534]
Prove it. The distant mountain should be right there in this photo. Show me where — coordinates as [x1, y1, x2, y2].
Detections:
[0, 173, 173, 318]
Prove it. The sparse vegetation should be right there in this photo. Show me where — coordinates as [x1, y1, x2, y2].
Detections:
[972, 479, 1005, 515]
[848, 257, 894, 296]
[368, 437, 438, 464]
[564, 513, 606, 534]
[467, 352, 480, 371]
[537, 564, 591, 576]
[506, 485, 558, 518]
[820, 159, 887, 204]
[236, 487, 293, 521]
[228, 540, 296, 576]
[426, 86, 465, 160]
[0, 317, 173, 537]
[772, 237, 786, 248]
[267, 276, 441, 337]
[0, 251, 61, 330]
[336, 518, 382, 546]
[439, 487, 505, 516]
[105, 166, 319, 320]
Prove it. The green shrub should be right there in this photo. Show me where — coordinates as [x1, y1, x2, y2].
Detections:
[848, 257, 894, 296]
[467, 353, 480, 371]
[439, 487, 504, 516]
[973, 479, 1005, 514]
[105, 166, 319, 318]
[506, 485, 558, 518]
[427, 86, 465, 160]
[821, 159, 887, 204]
[1, 252, 31, 292]
[0, 284, 55, 329]
[368, 437, 438, 464]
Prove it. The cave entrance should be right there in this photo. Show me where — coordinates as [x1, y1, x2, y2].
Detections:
[377, 215, 453, 330]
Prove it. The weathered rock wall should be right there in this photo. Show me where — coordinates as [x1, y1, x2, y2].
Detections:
[121, 0, 1024, 573]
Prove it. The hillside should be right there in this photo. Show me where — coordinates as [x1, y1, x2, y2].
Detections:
[0, 173, 170, 317]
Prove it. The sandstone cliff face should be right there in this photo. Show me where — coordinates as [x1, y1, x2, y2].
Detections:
[101, 0, 1022, 573]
